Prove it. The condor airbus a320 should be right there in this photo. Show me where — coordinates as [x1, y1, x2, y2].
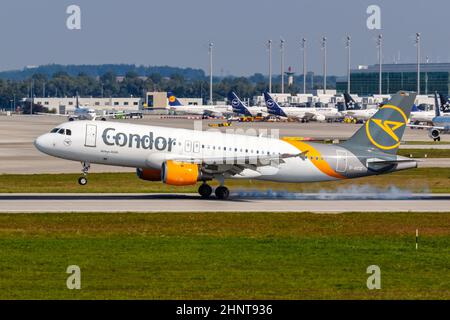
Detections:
[35, 92, 417, 200]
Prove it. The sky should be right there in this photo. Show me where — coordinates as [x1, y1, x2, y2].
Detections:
[0, 0, 447, 76]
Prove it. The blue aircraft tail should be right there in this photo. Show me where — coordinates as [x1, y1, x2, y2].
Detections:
[438, 92, 450, 113]
[263, 91, 287, 117]
[435, 92, 441, 117]
[167, 92, 183, 107]
[228, 91, 252, 116]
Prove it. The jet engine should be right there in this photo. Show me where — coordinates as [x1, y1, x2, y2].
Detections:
[162, 160, 200, 186]
[136, 168, 161, 181]
[428, 128, 441, 141]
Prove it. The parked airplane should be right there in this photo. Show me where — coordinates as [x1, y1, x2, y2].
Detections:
[228, 91, 268, 117]
[263, 91, 341, 122]
[341, 93, 377, 122]
[41, 96, 141, 121]
[34, 91, 417, 200]
[167, 92, 232, 117]
[410, 92, 450, 141]
[409, 104, 435, 124]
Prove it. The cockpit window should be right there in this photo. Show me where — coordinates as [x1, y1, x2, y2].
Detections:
[57, 128, 65, 135]
[66, 129, 72, 136]
[50, 128, 59, 133]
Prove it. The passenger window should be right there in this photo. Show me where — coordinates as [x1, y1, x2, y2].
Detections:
[66, 129, 72, 136]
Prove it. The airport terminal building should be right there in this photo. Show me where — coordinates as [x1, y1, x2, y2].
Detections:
[336, 63, 450, 95]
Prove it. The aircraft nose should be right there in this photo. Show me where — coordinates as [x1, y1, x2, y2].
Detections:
[34, 133, 53, 154]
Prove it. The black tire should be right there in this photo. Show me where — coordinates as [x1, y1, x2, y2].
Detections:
[215, 186, 230, 200]
[78, 177, 88, 185]
[198, 184, 212, 198]
[69, 118, 74, 121]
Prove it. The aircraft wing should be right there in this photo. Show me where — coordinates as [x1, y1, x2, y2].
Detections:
[36, 113, 72, 117]
[408, 124, 445, 130]
[170, 151, 308, 177]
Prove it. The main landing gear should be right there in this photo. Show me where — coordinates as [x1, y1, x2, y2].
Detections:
[78, 161, 90, 186]
[197, 183, 230, 200]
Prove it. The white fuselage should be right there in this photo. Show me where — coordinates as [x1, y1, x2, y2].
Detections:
[71, 107, 97, 120]
[170, 105, 232, 116]
[410, 110, 435, 124]
[342, 109, 377, 121]
[34, 120, 347, 183]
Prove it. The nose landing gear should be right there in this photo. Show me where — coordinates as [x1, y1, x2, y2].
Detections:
[78, 161, 90, 186]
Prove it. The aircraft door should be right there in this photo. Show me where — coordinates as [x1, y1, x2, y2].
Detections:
[336, 150, 347, 173]
[85, 124, 97, 147]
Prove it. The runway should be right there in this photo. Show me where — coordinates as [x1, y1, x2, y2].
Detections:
[1, 193, 450, 213]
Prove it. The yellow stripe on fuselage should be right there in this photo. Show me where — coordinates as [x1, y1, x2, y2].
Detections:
[283, 138, 346, 179]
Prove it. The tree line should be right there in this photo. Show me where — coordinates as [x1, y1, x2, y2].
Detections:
[0, 70, 336, 110]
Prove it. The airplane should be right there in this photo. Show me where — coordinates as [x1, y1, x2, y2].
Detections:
[167, 92, 232, 117]
[409, 104, 435, 124]
[69, 97, 102, 121]
[410, 92, 450, 141]
[34, 91, 417, 200]
[228, 91, 268, 117]
[341, 92, 377, 122]
[41, 96, 142, 121]
[263, 91, 342, 122]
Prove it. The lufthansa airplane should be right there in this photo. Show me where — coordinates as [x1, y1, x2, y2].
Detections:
[167, 92, 232, 117]
[35, 91, 417, 200]
[264, 91, 342, 122]
[228, 91, 268, 117]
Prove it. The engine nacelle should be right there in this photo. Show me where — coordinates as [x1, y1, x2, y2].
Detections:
[428, 128, 441, 140]
[136, 168, 161, 181]
[162, 160, 200, 186]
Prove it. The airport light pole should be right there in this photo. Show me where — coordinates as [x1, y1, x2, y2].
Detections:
[267, 40, 272, 93]
[209, 42, 213, 105]
[377, 34, 383, 95]
[280, 39, 285, 94]
[301, 38, 306, 94]
[416, 32, 421, 95]
[346, 35, 351, 93]
[321, 36, 327, 94]
[425, 55, 429, 95]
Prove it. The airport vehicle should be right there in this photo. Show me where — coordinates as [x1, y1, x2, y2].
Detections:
[341, 93, 377, 122]
[167, 92, 232, 117]
[228, 91, 268, 117]
[35, 92, 417, 200]
[410, 93, 450, 141]
[264, 91, 341, 122]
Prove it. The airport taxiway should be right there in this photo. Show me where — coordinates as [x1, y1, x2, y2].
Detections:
[1, 193, 449, 213]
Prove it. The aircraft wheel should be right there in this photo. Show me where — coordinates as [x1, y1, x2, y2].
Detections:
[101, 118, 107, 121]
[198, 183, 212, 198]
[78, 177, 88, 186]
[69, 118, 74, 121]
[215, 186, 230, 200]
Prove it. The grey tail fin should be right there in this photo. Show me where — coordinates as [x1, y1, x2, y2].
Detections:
[341, 91, 417, 155]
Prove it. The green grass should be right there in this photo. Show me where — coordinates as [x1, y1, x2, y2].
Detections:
[0, 212, 448, 299]
[398, 149, 450, 158]
[403, 141, 450, 145]
[1, 168, 449, 193]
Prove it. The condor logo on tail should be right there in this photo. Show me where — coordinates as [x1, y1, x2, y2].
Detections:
[365, 105, 407, 150]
